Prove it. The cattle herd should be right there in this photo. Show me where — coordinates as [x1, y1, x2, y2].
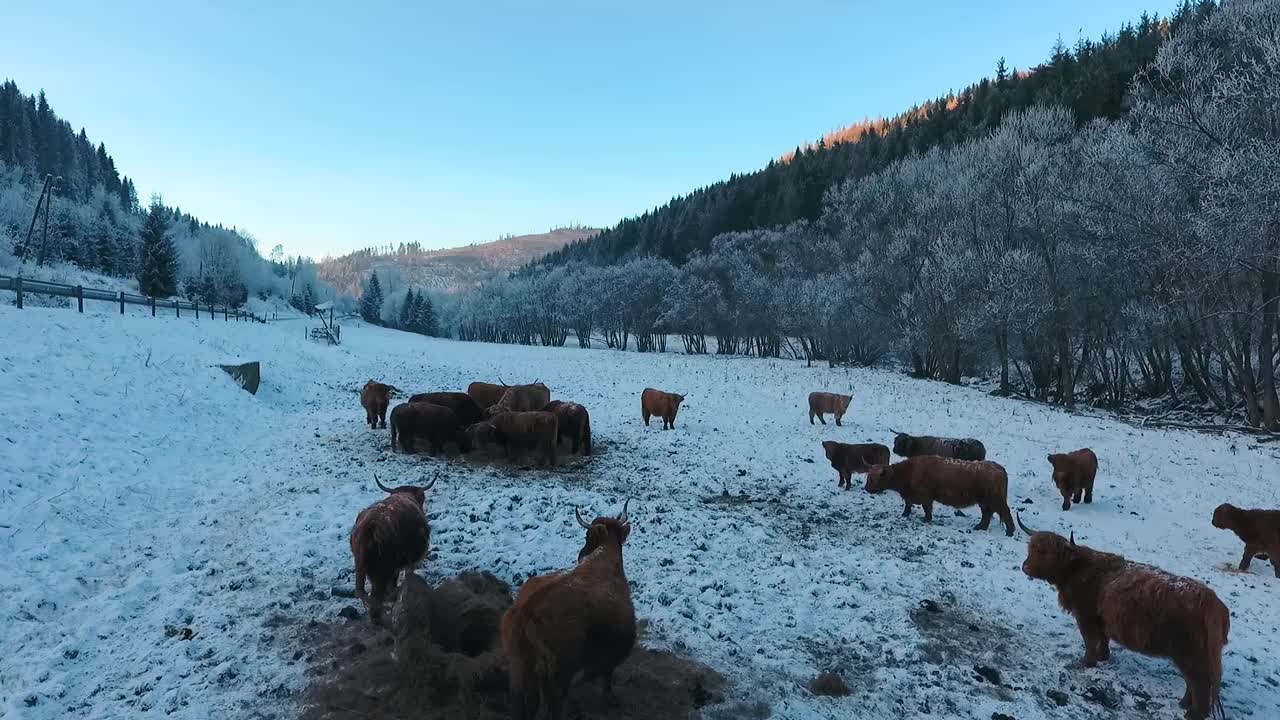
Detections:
[352, 380, 1276, 720]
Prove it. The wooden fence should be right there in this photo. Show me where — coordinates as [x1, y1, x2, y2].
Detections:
[1, 275, 268, 324]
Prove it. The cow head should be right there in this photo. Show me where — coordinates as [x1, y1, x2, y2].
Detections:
[673, 394, 685, 407]
[822, 440, 838, 460]
[1211, 503, 1237, 530]
[864, 464, 891, 493]
[374, 474, 437, 508]
[574, 500, 632, 561]
[1016, 513, 1077, 581]
[837, 395, 851, 414]
[466, 421, 499, 448]
[891, 432, 912, 457]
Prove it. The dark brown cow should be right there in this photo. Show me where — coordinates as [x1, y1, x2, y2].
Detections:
[822, 441, 890, 490]
[467, 411, 559, 466]
[1212, 503, 1280, 577]
[891, 431, 986, 461]
[467, 381, 509, 411]
[408, 391, 484, 426]
[543, 400, 592, 455]
[641, 388, 684, 430]
[1018, 515, 1230, 720]
[360, 380, 397, 429]
[390, 402, 472, 455]
[486, 382, 553, 417]
[809, 392, 852, 426]
[350, 475, 436, 623]
[1048, 448, 1098, 511]
[501, 502, 636, 720]
[865, 456, 1014, 536]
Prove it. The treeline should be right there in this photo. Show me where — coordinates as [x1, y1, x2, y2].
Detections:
[532, 4, 1206, 267]
[0, 80, 329, 309]
[448, 0, 1280, 429]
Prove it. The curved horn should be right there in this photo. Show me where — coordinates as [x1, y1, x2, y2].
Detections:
[889, 428, 903, 436]
[1069, 531, 1076, 546]
[374, 474, 395, 493]
[1015, 511, 1036, 536]
[617, 498, 631, 524]
[533, 378, 540, 384]
[420, 475, 437, 492]
[499, 377, 508, 387]
[574, 507, 593, 529]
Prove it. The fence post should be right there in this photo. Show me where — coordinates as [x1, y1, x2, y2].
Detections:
[76, 285, 83, 313]
[120, 292, 125, 315]
[224, 306, 228, 321]
[175, 299, 181, 318]
[150, 296, 156, 316]
[14, 277, 22, 309]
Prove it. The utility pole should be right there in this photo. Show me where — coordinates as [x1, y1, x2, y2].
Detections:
[36, 176, 63, 266]
[18, 174, 53, 263]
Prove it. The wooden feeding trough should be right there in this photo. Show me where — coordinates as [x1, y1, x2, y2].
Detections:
[309, 301, 341, 345]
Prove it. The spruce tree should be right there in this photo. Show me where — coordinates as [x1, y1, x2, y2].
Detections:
[301, 283, 315, 316]
[138, 197, 177, 297]
[414, 292, 437, 336]
[399, 289, 416, 328]
[360, 271, 384, 324]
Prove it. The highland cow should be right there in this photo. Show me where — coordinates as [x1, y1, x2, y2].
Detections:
[822, 440, 890, 490]
[390, 402, 472, 455]
[892, 431, 986, 461]
[543, 400, 592, 455]
[1018, 515, 1230, 720]
[350, 475, 436, 624]
[486, 382, 553, 417]
[641, 387, 684, 430]
[409, 391, 485, 426]
[1212, 503, 1280, 577]
[809, 392, 853, 426]
[501, 501, 636, 720]
[467, 410, 559, 466]
[865, 456, 1014, 536]
[360, 380, 397, 429]
[1047, 448, 1098, 511]
[467, 381, 510, 411]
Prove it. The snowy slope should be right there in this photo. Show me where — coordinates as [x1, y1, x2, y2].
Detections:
[1, 306, 1278, 719]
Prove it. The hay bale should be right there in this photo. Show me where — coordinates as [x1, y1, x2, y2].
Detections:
[391, 572, 433, 669]
[427, 571, 513, 657]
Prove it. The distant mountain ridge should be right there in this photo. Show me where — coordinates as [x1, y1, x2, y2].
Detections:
[316, 227, 599, 296]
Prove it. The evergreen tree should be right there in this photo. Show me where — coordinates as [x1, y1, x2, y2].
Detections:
[138, 197, 177, 297]
[360, 271, 384, 324]
[414, 292, 437, 336]
[399, 289, 416, 328]
[301, 283, 315, 316]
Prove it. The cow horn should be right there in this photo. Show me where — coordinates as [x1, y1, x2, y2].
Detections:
[1015, 511, 1036, 536]
[499, 377, 508, 386]
[374, 474, 395, 493]
[1069, 531, 1076, 546]
[574, 507, 593, 529]
[890, 428, 903, 436]
[420, 475, 437, 492]
[618, 498, 631, 524]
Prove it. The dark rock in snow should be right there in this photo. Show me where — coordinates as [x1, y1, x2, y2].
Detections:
[808, 671, 852, 697]
[973, 665, 1001, 685]
[337, 606, 359, 621]
[1047, 689, 1069, 706]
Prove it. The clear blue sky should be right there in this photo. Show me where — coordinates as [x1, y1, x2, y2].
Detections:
[2, 0, 1169, 259]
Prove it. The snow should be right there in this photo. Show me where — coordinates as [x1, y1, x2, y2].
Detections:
[1, 305, 1278, 719]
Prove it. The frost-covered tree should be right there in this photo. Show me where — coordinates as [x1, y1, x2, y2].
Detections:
[138, 196, 177, 297]
[399, 289, 416, 328]
[360, 271, 384, 324]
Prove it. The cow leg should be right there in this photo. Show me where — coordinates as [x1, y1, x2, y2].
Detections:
[809, 411, 815, 425]
[1076, 616, 1109, 666]
[921, 501, 934, 523]
[1083, 481, 1094, 504]
[817, 413, 826, 425]
[835, 414, 842, 427]
[1072, 488, 1083, 504]
[1174, 657, 1210, 720]
[901, 502, 912, 518]
[998, 505, 1015, 537]
[1061, 492, 1072, 511]
[976, 504, 993, 531]
[1240, 544, 1257, 572]
[643, 411, 651, 426]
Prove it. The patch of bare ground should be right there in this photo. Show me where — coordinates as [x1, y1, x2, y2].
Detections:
[297, 570, 739, 720]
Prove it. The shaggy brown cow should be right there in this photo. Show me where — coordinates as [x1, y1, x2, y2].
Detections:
[467, 381, 509, 411]
[641, 387, 684, 430]
[544, 400, 592, 455]
[390, 402, 472, 455]
[1212, 503, 1280, 577]
[1048, 448, 1098, 511]
[809, 392, 852, 426]
[865, 456, 1014, 536]
[360, 380, 397, 429]
[1018, 515, 1230, 720]
[486, 382, 552, 417]
[501, 501, 636, 720]
[891, 431, 986, 461]
[467, 411, 559, 466]
[822, 440, 890, 490]
[350, 475, 436, 623]
[408, 391, 485, 426]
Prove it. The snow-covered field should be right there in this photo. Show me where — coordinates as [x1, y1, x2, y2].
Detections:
[2, 304, 1278, 719]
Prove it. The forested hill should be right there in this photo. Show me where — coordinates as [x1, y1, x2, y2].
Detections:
[532, 4, 1205, 268]
[0, 80, 138, 210]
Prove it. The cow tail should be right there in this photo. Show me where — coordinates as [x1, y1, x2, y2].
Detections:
[389, 416, 399, 453]
[1211, 606, 1229, 720]
[583, 414, 592, 455]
